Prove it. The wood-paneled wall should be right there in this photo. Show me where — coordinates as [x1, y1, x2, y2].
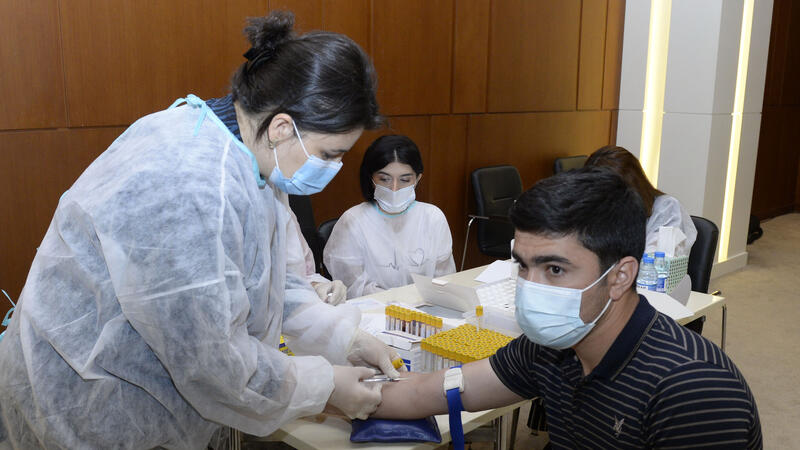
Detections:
[0, 0, 625, 298]
[752, 0, 800, 220]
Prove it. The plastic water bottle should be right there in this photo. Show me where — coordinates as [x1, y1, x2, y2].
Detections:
[654, 252, 668, 293]
[637, 256, 658, 291]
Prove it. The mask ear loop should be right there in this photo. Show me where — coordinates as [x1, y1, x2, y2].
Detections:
[1, 289, 16, 342]
[272, 119, 310, 175]
[581, 263, 617, 325]
[290, 120, 311, 158]
[580, 262, 617, 293]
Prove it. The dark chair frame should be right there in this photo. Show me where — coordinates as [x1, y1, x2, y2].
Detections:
[463, 165, 522, 270]
[553, 155, 588, 174]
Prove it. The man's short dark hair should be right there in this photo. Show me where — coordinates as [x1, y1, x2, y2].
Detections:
[509, 167, 646, 274]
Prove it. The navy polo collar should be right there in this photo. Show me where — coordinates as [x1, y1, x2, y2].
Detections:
[590, 294, 658, 381]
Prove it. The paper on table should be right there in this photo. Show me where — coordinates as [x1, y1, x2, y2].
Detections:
[637, 288, 693, 321]
[475, 260, 515, 283]
[347, 297, 386, 312]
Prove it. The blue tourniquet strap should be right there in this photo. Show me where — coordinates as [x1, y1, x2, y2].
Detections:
[446, 386, 465, 450]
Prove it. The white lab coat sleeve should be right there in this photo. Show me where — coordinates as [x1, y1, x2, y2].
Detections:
[432, 208, 457, 277]
[323, 210, 384, 299]
[281, 269, 360, 364]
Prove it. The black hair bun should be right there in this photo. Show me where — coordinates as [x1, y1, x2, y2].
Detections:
[244, 10, 295, 54]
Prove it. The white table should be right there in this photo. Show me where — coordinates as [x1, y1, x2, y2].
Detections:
[259, 402, 526, 450]
[678, 292, 728, 350]
[262, 265, 728, 449]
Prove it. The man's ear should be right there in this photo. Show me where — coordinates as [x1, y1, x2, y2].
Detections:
[266, 113, 295, 144]
[609, 256, 639, 299]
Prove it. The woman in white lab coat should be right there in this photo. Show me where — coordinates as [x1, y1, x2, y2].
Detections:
[324, 135, 456, 299]
[0, 11, 400, 450]
[584, 145, 697, 256]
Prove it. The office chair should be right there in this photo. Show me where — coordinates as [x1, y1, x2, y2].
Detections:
[683, 216, 720, 335]
[553, 155, 588, 174]
[317, 218, 338, 277]
[687, 216, 719, 294]
[288, 195, 324, 273]
[463, 166, 523, 269]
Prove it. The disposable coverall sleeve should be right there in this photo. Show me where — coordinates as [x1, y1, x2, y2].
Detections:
[281, 269, 361, 362]
[323, 212, 384, 299]
[103, 171, 340, 436]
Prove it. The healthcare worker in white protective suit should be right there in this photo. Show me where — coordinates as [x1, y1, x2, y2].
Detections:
[323, 135, 457, 299]
[583, 145, 697, 257]
[0, 11, 402, 449]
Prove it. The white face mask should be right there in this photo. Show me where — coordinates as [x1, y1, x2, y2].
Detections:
[373, 183, 416, 214]
[514, 263, 616, 349]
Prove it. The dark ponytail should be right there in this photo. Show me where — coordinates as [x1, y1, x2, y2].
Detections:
[231, 10, 384, 139]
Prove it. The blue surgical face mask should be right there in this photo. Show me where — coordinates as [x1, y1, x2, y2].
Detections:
[268, 120, 343, 195]
[514, 263, 616, 350]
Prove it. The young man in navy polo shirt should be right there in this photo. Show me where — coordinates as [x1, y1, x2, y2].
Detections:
[373, 167, 761, 449]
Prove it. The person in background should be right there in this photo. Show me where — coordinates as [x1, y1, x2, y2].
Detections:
[584, 145, 697, 257]
[0, 11, 401, 449]
[372, 167, 761, 448]
[323, 135, 456, 299]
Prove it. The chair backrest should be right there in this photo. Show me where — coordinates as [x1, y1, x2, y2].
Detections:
[288, 195, 323, 271]
[553, 155, 588, 174]
[317, 218, 339, 277]
[470, 165, 523, 258]
[317, 218, 339, 253]
[687, 216, 719, 293]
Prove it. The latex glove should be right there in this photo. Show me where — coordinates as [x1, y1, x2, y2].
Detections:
[347, 329, 405, 379]
[313, 280, 347, 305]
[328, 366, 383, 419]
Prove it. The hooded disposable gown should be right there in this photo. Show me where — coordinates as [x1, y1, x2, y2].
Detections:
[323, 202, 456, 299]
[646, 194, 698, 257]
[0, 98, 361, 449]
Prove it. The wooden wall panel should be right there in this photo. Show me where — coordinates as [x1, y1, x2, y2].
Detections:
[752, 107, 800, 218]
[1, 2, 628, 291]
[430, 116, 469, 266]
[371, 0, 454, 116]
[467, 111, 611, 186]
[762, 0, 790, 106]
[459, 111, 612, 268]
[578, 0, 608, 111]
[781, 2, 800, 106]
[0, 0, 66, 130]
[323, 0, 371, 54]
[269, 0, 322, 32]
[310, 116, 432, 224]
[487, 0, 581, 112]
[60, 0, 266, 127]
[752, 0, 800, 219]
[602, 0, 625, 110]
[0, 127, 124, 298]
[452, 0, 491, 114]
